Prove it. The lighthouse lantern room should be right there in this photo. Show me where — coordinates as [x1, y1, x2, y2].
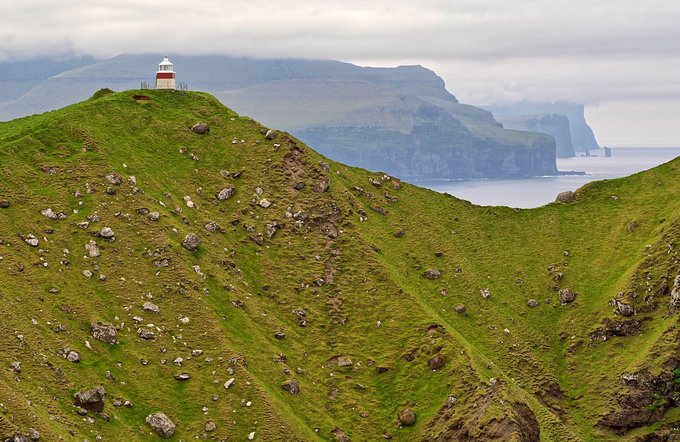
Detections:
[155, 56, 176, 90]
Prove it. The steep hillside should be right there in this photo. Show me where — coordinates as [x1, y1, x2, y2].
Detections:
[0, 90, 678, 441]
[499, 113, 575, 158]
[0, 55, 557, 180]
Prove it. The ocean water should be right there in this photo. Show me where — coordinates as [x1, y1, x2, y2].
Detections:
[419, 148, 680, 208]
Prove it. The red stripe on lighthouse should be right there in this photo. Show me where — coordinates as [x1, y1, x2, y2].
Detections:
[156, 73, 175, 79]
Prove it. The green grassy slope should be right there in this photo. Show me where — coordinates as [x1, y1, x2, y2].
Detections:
[0, 90, 678, 441]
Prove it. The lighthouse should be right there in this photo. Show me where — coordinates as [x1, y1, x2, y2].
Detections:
[155, 56, 176, 90]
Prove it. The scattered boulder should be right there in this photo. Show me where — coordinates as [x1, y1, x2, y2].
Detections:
[41, 208, 66, 220]
[73, 385, 105, 412]
[105, 173, 122, 185]
[143, 301, 160, 313]
[181, 233, 201, 251]
[282, 379, 300, 394]
[64, 349, 80, 363]
[191, 122, 209, 134]
[397, 408, 416, 427]
[10, 361, 21, 373]
[427, 354, 446, 370]
[99, 227, 115, 239]
[138, 328, 156, 340]
[558, 288, 576, 305]
[423, 269, 441, 280]
[556, 191, 575, 203]
[314, 177, 330, 193]
[274, 331, 286, 340]
[204, 221, 222, 233]
[527, 299, 540, 308]
[454, 304, 466, 314]
[480, 288, 492, 300]
[174, 373, 191, 381]
[331, 427, 350, 442]
[91, 323, 118, 344]
[259, 199, 272, 208]
[0, 200, 9, 208]
[146, 412, 176, 439]
[23, 234, 39, 247]
[319, 161, 330, 172]
[264, 129, 277, 140]
[205, 421, 216, 432]
[148, 212, 160, 221]
[613, 299, 635, 317]
[85, 240, 100, 258]
[670, 274, 680, 309]
[337, 356, 353, 367]
[224, 378, 236, 389]
[216, 187, 235, 201]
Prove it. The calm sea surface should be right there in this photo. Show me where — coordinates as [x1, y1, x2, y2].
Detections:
[419, 148, 680, 208]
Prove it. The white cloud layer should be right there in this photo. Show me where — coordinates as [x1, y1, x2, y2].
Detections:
[1, 0, 679, 145]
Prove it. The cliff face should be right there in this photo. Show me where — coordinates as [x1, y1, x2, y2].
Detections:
[486, 102, 599, 153]
[498, 113, 575, 158]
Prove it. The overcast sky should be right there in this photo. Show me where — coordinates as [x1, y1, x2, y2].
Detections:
[1, 0, 679, 146]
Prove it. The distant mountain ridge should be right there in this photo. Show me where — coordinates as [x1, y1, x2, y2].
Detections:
[0, 54, 589, 179]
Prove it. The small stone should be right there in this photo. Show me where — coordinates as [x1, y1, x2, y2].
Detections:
[205, 421, 216, 432]
[282, 379, 300, 394]
[148, 212, 160, 221]
[145, 412, 176, 439]
[138, 328, 155, 340]
[224, 377, 235, 389]
[264, 129, 277, 140]
[427, 354, 446, 370]
[82, 270, 93, 278]
[105, 173, 122, 185]
[480, 288, 492, 300]
[73, 385, 105, 412]
[259, 199, 271, 208]
[0, 200, 9, 208]
[397, 408, 416, 426]
[11, 360, 21, 373]
[527, 299, 539, 308]
[454, 304, 466, 314]
[91, 323, 118, 344]
[558, 288, 576, 305]
[423, 269, 441, 280]
[556, 191, 575, 203]
[23, 234, 39, 247]
[274, 331, 286, 340]
[174, 373, 191, 381]
[143, 301, 160, 313]
[99, 227, 115, 239]
[181, 233, 201, 251]
[216, 187, 235, 201]
[66, 350, 81, 363]
[191, 122, 210, 134]
[85, 240, 100, 258]
[248, 431, 256, 440]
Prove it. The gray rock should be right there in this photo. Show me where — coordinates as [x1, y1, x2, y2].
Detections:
[10, 360, 21, 373]
[0, 200, 9, 208]
[259, 199, 272, 208]
[148, 212, 160, 221]
[146, 412, 176, 439]
[558, 288, 576, 305]
[91, 323, 118, 344]
[174, 373, 190, 381]
[670, 274, 680, 309]
[427, 354, 446, 370]
[331, 428, 350, 442]
[5, 433, 31, 442]
[480, 288, 492, 300]
[527, 299, 539, 308]
[216, 187, 235, 201]
[337, 356, 353, 367]
[82, 270, 93, 279]
[85, 240, 100, 258]
[397, 408, 416, 426]
[282, 379, 300, 394]
[191, 122, 209, 134]
[204, 221, 221, 233]
[556, 191, 575, 203]
[319, 161, 330, 172]
[73, 385, 105, 412]
[143, 301, 160, 313]
[138, 328, 156, 340]
[205, 421, 217, 432]
[99, 227, 115, 239]
[181, 233, 201, 251]
[128, 176, 137, 186]
[423, 269, 441, 280]
[454, 304, 466, 314]
[314, 177, 330, 193]
[264, 129, 277, 140]
[41, 208, 65, 220]
[224, 377, 235, 389]
[66, 350, 81, 363]
[105, 173, 122, 185]
[23, 234, 39, 247]
[614, 299, 634, 317]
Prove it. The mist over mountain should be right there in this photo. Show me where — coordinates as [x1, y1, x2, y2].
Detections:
[0, 54, 566, 179]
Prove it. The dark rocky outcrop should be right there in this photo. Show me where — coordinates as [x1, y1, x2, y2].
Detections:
[73, 385, 105, 412]
[191, 122, 209, 134]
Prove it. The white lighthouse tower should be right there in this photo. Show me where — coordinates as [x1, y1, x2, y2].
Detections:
[155, 56, 176, 90]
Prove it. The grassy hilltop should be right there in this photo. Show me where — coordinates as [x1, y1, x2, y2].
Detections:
[0, 89, 678, 441]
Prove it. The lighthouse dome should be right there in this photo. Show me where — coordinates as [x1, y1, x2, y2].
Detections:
[157, 56, 174, 72]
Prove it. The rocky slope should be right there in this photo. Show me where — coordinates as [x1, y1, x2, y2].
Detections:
[0, 90, 678, 441]
[0, 55, 557, 180]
